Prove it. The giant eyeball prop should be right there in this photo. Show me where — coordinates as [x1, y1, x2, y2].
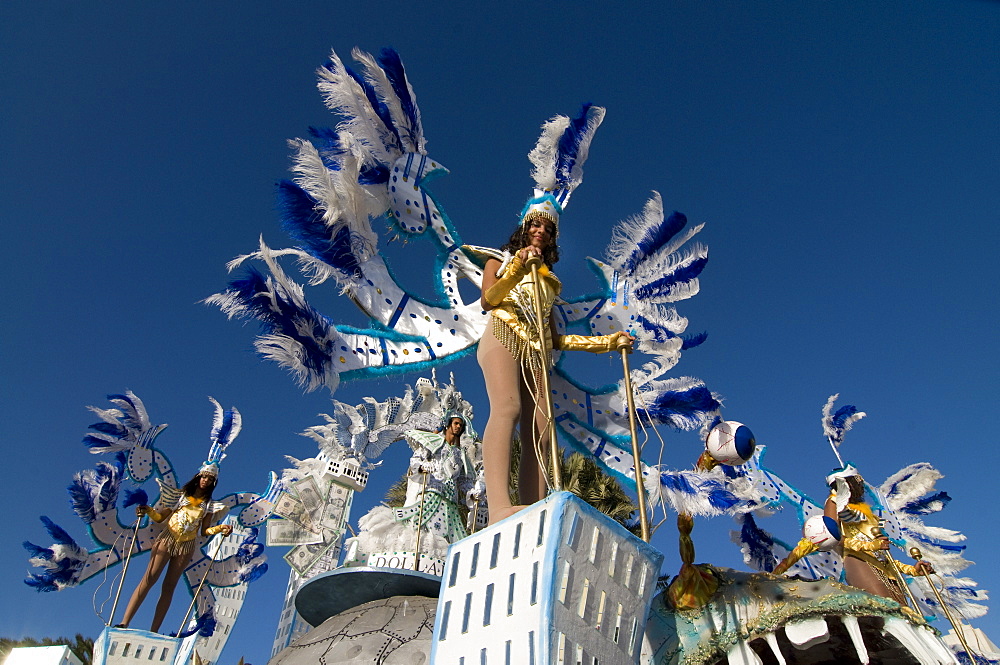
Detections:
[803, 514, 841, 550]
[705, 420, 756, 465]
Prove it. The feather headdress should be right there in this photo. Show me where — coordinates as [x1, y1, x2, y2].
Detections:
[522, 103, 606, 227]
[200, 397, 242, 477]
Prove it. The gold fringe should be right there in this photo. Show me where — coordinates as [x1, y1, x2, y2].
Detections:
[153, 528, 197, 558]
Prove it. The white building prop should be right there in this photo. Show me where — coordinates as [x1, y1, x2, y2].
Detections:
[432, 492, 663, 665]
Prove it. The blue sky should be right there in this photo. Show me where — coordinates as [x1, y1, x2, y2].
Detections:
[3, 1, 999, 661]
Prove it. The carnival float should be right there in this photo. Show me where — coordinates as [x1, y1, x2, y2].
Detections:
[25, 46, 996, 665]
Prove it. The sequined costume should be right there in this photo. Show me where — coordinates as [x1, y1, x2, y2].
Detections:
[145, 495, 226, 558]
[485, 254, 562, 377]
[350, 429, 475, 559]
[835, 497, 920, 605]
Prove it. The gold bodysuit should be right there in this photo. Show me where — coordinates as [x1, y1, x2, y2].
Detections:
[152, 496, 209, 557]
[837, 498, 919, 603]
[488, 260, 561, 370]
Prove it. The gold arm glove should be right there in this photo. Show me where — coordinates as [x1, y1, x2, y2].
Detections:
[142, 506, 164, 522]
[843, 536, 887, 553]
[205, 524, 228, 536]
[555, 330, 629, 354]
[895, 562, 920, 576]
[483, 256, 527, 307]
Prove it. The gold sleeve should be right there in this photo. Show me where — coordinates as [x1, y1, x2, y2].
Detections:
[142, 506, 164, 523]
[554, 330, 630, 354]
[483, 256, 527, 307]
[204, 524, 228, 536]
[843, 535, 885, 552]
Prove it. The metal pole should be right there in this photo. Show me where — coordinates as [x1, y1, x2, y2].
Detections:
[108, 517, 143, 626]
[910, 547, 979, 664]
[526, 256, 561, 491]
[177, 529, 228, 637]
[618, 342, 650, 543]
[873, 525, 922, 612]
[412, 468, 430, 572]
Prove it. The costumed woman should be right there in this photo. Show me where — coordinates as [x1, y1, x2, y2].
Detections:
[478, 200, 633, 524]
[824, 466, 932, 605]
[349, 413, 476, 560]
[117, 462, 232, 632]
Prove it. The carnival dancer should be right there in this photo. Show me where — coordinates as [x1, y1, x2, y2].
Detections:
[824, 465, 932, 605]
[479, 196, 634, 524]
[352, 413, 476, 559]
[116, 463, 232, 632]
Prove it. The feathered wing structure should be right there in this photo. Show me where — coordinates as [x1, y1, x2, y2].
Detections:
[209, 47, 723, 502]
[298, 372, 475, 470]
[24, 392, 273, 635]
[83, 390, 169, 483]
[879, 463, 988, 620]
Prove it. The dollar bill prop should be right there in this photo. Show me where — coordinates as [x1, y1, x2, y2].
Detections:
[266, 476, 347, 557]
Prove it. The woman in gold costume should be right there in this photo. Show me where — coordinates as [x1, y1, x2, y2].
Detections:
[117, 465, 232, 632]
[824, 467, 932, 605]
[478, 207, 633, 524]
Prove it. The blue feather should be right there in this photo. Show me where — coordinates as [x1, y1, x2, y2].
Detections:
[634, 314, 678, 343]
[637, 384, 720, 430]
[334, 61, 401, 150]
[67, 475, 97, 524]
[633, 256, 708, 300]
[831, 404, 862, 431]
[739, 514, 778, 572]
[23, 541, 54, 561]
[89, 421, 124, 436]
[223, 267, 340, 384]
[276, 181, 363, 278]
[122, 488, 148, 508]
[706, 485, 739, 511]
[902, 491, 951, 515]
[554, 104, 596, 186]
[376, 48, 421, 150]
[660, 473, 696, 495]
[24, 573, 59, 592]
[240, 562, 268, 583]
[95, 460, 123, 513]
[307, 126, 345, 171]
[681, 331, 708, 350]
[621, 211, 688, 273]
[41, 516, 77, 548]
[107, 393, 145, 430]
[172, 611, 216, 638]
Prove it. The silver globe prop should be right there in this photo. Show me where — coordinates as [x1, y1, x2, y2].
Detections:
[616, 335, 649, 543]
[525, 255, 562, 492]
[910, 546, 979, 663]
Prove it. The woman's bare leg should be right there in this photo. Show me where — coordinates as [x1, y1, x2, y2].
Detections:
[517, 377, 550, 505]
[149, 553, 191, 633]
[844, 557, 904, 604]
[479, 326, 528, 523]
[118, 544, 170, 627]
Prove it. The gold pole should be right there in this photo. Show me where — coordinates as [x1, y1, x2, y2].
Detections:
[108, 517, 143, 626]
[910, 547, 979, 663]
[618, 341, 649, 543]
[412, 468, 430, 572]
[177, 529, 228, 637]
[526, 256, 562, 492]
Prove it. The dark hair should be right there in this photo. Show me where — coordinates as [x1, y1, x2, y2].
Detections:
[500, 216, 559, 266]
[182, 473, 217, 500]
[447, 416, 466, 435]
